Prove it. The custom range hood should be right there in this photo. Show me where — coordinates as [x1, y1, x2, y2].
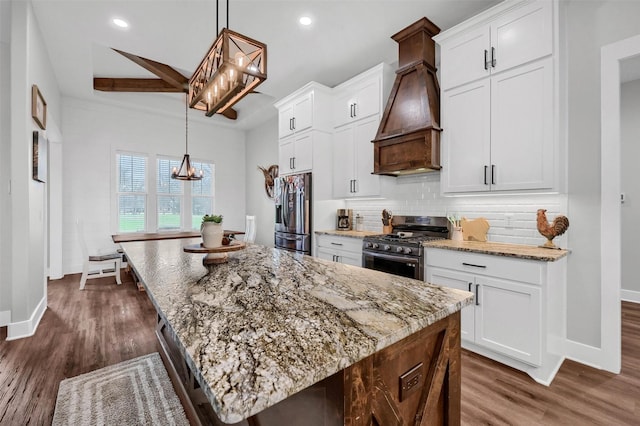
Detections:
[372, 18, 442, 176]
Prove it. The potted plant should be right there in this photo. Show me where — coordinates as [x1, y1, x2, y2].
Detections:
[201, 214, 224, 248]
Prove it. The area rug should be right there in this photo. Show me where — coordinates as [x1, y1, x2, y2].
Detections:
[52, 352, 189, 426]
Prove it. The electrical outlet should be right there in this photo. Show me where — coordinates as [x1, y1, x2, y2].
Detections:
[505, 213, 514, 228]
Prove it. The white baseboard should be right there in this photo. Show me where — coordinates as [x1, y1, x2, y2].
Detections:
[564, 339, 602, 370]
[0, 310, 10, 327]
[621, 289, 640, 304]
[6, 295, 47, 340]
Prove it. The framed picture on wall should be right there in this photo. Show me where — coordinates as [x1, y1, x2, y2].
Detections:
[33, 131, 47, 183]
[31, 84, 47, 130]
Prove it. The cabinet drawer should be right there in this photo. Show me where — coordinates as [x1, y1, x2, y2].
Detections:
[316, 235, 363, 254]
[425, 248, 542, 285]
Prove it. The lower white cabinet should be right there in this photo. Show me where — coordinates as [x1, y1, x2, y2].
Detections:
[316, 234, 363, 267]
[426, 247, 566, 385]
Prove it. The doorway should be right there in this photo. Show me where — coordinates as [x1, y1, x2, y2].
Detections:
[600, 34, 640, 373]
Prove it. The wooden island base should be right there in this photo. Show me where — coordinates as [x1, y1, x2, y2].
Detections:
[156, 311, 461, 426]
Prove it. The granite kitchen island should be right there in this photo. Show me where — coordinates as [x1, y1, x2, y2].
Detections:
[121, 238, 473, 426]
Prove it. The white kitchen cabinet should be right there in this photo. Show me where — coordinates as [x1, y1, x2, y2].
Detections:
[437, 0, 552, 91]
[442, 58, 553, 192]
[331, 63, 393, 198]
[436, 0, 556, 194]
[425, 247, 566, 384]
[316, 234, 363, 267]
[275, 82, 332, 176]
[278, 93, 313, 138]
[279, 131, 313, 174]
[332, 116, 380, 198]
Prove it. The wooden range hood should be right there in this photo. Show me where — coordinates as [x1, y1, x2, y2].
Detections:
[372, 18, 442, 176]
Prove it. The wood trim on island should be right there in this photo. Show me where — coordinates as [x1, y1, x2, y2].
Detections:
[157, 311, 462, 425]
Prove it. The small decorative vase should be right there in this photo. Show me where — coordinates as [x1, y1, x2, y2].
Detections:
[452, 226, 464, 241]
[201, 222, 224, 248]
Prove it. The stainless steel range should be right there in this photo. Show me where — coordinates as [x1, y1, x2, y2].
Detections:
[362, 216, 449, 280]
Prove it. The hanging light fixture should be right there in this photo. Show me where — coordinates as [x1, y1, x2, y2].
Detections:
[188, 0, 267, 117]
[172, 94, 203, 181]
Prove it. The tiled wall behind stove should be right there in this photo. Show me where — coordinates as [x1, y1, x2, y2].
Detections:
[345, 173, 569, 247]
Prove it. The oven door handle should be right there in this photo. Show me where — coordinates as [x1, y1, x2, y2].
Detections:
[363, 251, 420, 265]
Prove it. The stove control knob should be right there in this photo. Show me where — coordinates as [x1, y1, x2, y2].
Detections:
[372, 243, 379, 249]
[365, 242, 373, 248]
[396, 246, 404, 253]
[404, 247, 413, 255]
[383, 245, 391, 251]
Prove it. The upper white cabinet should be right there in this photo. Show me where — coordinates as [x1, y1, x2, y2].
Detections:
[435, 0, 557, 194]
[438, 0, 552, 91]
[274, 82, 332, 175]
[331, 63, 393, 198]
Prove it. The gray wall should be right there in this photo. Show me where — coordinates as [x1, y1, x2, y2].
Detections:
[0, 0, 11, 317]
[245, 118, 278, 246]
[621, 79, 640, 296]
[565, 0, 640, 347]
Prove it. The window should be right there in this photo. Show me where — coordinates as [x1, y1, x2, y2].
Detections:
[190, 161, 215, 229]
[116, 153, 147, 232]
[157, 158, 183, 230]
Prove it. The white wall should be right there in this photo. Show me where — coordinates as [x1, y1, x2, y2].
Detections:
[4, 0, 62, 337]
[621, 79, 640, 300]
[0, 0, 11, 320]
[61, 97, 246, 274]
[565, 0, 640, 347]
[245, 119, 278, 246]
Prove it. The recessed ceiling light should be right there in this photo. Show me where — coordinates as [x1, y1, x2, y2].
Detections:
[112, 18, 129, 28]
[299, 16, 312, 26]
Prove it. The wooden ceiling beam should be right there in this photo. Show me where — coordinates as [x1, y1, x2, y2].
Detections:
[93, 78, 185, 92]
[112, 48, 188, 90]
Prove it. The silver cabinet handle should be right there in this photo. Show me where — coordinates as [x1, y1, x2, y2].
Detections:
[484, 49, 489, 70]
[491, 164, 496, 185]
[475, 284, 480, 305]
[468, 282, 473, 292]
[462, 262, 486, 268]
[484, 165, 488, 185]
[330, 242, 343, 246]
[491, 47, 496, 68]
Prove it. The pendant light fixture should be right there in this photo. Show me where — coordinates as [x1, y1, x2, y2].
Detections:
[188, 0, 267, 117]
[171, 94, 203, 181]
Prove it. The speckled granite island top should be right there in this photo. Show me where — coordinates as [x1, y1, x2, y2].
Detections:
[424, 239, 569, 261]
[121, 239, 472, 423]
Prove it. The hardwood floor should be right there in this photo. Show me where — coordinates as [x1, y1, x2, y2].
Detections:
[0, 276, 638, 425]
[0, 274, 157, 425]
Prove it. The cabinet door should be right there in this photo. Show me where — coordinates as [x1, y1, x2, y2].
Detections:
[293, 132, 313, 172]
[352, 77, 381, 121]
[334, 89, 358, 128]
[337, 252, 362, 267]
[491, 0, 553, 74]
[426, 267, 475, 341]
[293, 94, 313, 133]
[278, 138, 295, 174]
[490, 58, 553, 191]
[353, 116, 380, 197]
[475, 276, 542, 366]
[332, 126, 356, 198]
[316, 247, 336, 262]
[278, 104, 295, 138]
[439, 26, 490, 90]
[441, 79, 491, 193]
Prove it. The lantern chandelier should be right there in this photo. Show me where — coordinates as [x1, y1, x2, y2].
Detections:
[189, 0, 267, 117]
[172, 93, 203, 181]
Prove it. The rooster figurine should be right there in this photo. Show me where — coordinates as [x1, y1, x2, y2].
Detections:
[536, 209, 569, 249]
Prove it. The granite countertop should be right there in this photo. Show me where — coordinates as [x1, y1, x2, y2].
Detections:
[315, 229, 383, 238]
[121, 239, 472, 423]
[423, 239, 569, 262]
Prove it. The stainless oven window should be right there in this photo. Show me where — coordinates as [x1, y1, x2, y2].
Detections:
[362, 252, 422, 280]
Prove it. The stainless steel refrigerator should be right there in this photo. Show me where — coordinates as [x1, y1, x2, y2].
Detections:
[274, 172, 312, 254]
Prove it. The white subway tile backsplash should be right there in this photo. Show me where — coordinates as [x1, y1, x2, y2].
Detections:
[347, 175, 568, 246]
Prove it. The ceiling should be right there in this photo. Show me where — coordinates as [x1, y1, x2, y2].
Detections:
[31, 0, 500, 129]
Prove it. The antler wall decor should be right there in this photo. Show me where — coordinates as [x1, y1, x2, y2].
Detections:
[258, 165, 278, 199]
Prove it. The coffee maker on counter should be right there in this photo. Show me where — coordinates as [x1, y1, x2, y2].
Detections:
[336, 209, 353, 231]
